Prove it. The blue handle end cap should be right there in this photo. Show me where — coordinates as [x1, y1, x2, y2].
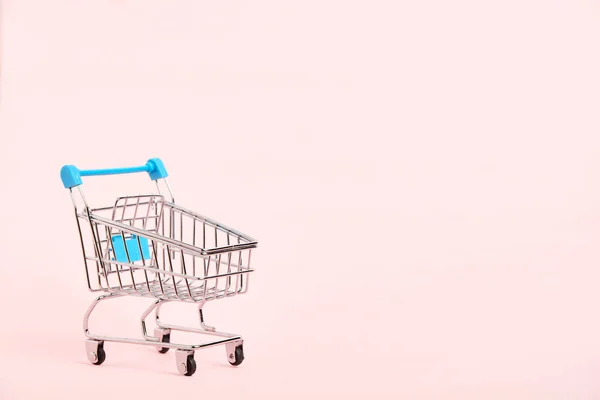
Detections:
[146, 158, 168, 181]
[61, 165, 82, 189]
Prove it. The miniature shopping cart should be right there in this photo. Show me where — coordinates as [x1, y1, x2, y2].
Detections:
[60, 158, 257, 376]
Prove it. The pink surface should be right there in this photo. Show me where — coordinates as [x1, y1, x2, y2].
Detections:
[1, 0, 600, 398]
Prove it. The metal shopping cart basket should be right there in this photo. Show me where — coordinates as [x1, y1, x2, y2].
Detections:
[60, 158, 257, 376]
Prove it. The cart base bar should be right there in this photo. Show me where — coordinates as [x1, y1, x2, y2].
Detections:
[83, 293, 245, 376]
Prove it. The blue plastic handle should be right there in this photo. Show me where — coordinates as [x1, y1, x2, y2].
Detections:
[60, 158, 168, 188]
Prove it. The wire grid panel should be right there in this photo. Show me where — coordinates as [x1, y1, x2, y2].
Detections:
[77, 194, 254, 302]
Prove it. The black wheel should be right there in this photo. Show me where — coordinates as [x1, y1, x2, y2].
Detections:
[228, 345, 244, 366]
[93, 345, 106, 366]
[184, 355, 196, 377]
[158, 332, 170, 354]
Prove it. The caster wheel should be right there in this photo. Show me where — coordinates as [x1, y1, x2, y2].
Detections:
[228, 344, 244, 366]
[86, 341, 106, 366]
[184, 356, 196, 377]
[93, 346, 106, 365]
[158, 332, 170, 354]
[176, 350, 196, 377]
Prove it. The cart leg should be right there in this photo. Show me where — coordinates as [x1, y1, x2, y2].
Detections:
[82, 293, 123, 366]
[154, 301, 217, 333]
[83, 292, 123, 338]
[140, 298, 163, 340]
[198, 307, 216, 332]
[139, 299, 172, 353]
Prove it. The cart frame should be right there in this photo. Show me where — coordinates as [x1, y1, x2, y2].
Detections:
[61, 158, 257, 376]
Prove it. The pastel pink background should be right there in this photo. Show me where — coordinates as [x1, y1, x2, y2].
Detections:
[1, 0, 600, 398]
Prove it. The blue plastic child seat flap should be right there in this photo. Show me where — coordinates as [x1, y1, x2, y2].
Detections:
[111, 234, 150, 263]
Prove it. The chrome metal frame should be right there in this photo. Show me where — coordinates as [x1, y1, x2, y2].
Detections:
[68, 177, 256, 375]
